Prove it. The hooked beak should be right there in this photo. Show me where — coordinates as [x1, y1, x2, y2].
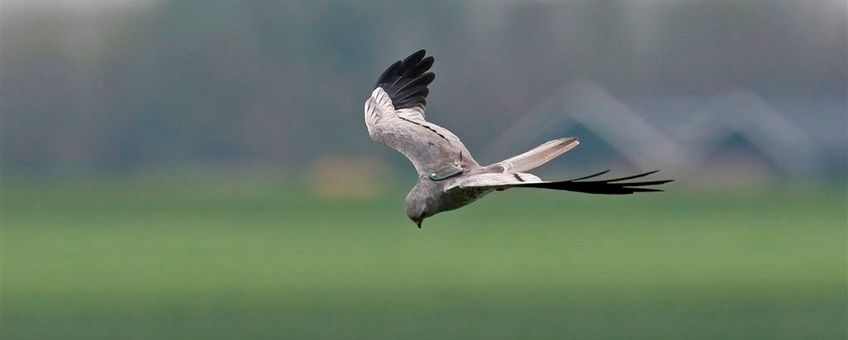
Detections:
[413, 218, 423, 229]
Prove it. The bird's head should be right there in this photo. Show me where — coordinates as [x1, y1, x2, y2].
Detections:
[405, 201, 427, 229]
[405, 191, 431, 229]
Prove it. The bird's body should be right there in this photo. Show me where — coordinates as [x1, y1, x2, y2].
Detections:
[364, 50, 671, 227]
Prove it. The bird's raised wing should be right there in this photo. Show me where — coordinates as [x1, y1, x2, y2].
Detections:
[364, 50, 477, 176]
[445, 170, 673, 194]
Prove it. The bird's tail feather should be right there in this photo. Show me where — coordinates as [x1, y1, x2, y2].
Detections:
[491, 137, 579, 173]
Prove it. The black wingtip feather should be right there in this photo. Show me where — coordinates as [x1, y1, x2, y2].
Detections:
[374, 50, 435, 110]
[568, 170, 611, 181]
[519, 170, 672, 195]
[606, 170, 659, 183]
[374, 60, 402, 88]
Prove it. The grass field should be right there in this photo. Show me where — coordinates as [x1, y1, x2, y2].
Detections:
[2, 179, 846, 339]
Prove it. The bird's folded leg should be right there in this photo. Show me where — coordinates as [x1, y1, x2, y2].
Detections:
[427, 164, 463, 181]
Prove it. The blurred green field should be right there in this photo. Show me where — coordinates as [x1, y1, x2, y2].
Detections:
[2, 179, 846, 339]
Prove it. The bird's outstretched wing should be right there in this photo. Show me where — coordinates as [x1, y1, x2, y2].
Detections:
[364, 49, 477, 176]
[446, 170, 673, 194]
[486, 137, 580, 173]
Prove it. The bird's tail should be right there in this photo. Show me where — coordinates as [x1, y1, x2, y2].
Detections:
[488, 137, 579, 173]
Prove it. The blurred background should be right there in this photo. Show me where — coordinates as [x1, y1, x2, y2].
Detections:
[2, 0, 846, 339]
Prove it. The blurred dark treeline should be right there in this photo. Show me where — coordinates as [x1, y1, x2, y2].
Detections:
[2, 0, 845, 177]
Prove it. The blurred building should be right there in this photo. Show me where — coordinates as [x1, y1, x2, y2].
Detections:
[483, 81, 822, 179]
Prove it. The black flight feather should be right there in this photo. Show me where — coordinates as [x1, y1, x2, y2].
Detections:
[374, 49, 435, 111]
[516, 170, 673, 195]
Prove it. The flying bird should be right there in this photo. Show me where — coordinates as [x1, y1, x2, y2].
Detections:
[364, 50, 672, 228]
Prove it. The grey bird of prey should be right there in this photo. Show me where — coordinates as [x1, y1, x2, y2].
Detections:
[364, 50, 672, 228]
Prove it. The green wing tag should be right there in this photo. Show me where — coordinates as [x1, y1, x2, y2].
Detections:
[428, 165, 463, 181]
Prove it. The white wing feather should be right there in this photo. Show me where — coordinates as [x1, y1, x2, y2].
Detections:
[491, 137, 579, 173]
